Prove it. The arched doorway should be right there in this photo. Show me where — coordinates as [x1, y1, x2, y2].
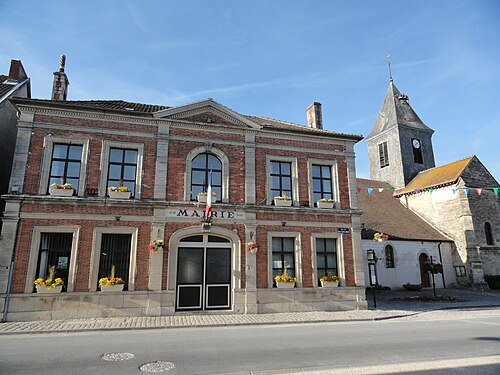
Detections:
[176, 233, 232, 311]
[419, 253, 430, 287]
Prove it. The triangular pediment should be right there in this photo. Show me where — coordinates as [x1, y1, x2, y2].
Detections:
[153, 99, 261, 129]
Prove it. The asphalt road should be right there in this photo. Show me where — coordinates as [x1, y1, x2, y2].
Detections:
[1, 310, 500, 374]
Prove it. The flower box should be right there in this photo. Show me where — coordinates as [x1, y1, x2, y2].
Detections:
[49, 187, 74, 197]
[108, 191, 131, 199]
[36, 285, 63, 294]
[320, 281, 338, 288]
[316, 201, 334, 209]
[197, 192, 216, 203]
[276, 281, 295, 289]
[274, 199, 292, 207]
[100, 284, 124, 292]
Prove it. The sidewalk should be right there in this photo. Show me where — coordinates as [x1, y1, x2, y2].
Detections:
[1, 288, 499, 335]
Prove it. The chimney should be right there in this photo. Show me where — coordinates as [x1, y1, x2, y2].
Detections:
[8, 60, 28, 81]
[51, 54, 69, 101]
[306, 102, 323, 129]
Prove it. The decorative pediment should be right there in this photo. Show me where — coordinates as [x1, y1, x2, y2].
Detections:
[153, 99, 261, 129]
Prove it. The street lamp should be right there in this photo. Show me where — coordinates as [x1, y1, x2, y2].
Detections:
[367, 249, 378, 309]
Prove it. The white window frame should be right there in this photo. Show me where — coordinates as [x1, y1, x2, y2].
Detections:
[267, 231, 302, 288]
[39, 136, 89, 196]
[99, 141, 144, 198]
[311, 233, 345, 287]
[266, 155, 299, 205]
[184, 145, 229, 203]
[307, 159, 339, 208]
[89, 227, 139, 291]
[25, 226, 81, 293]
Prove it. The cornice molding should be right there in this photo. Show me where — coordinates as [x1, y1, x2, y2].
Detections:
[18, 106, 159, 127]
[169, 105, 248, 127]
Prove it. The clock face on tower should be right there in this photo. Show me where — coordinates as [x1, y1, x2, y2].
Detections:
[412, 139, 421, 149]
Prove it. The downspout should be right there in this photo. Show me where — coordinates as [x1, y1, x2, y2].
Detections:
[438, 242, 446, 289]
[2, 261, 15, 323]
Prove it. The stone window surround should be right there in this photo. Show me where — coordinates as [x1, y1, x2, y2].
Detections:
[99, 141, 144, 199]
[25, 226, 80, 293]
[38, 136, 90, 196]
[266, 155, 299, 205]
[90, 227, 139, 292]
[184, 145, 230, 203]
[307, 159, 340, 207]
[310, 233, 345, 287]
[267, 231, 302, 288]
[166, 226, 241, 292]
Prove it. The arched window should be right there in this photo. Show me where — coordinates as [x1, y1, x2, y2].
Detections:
[485, 222, 494, 245]
[385, 245, 395, 268]
[191, 153, 222, 202]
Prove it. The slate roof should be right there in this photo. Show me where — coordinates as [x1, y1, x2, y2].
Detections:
[365, 81, 433, 141]
[357, 178, 450, 242]
[394, 156, 475, 196]
[0, 75, 13, 98]
[246, 115, 363, 140]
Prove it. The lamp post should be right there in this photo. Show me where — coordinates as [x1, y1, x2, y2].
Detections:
[367, 249, 378, 309]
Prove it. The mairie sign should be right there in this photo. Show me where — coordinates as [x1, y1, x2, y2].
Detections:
[166, 208, 245, 220]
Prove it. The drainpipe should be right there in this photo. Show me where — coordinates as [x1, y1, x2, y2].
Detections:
[2, 261, 15, 323]
[438, 242, 446, 289]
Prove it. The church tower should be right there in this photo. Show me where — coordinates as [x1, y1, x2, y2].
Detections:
[365, 81, 435, 189]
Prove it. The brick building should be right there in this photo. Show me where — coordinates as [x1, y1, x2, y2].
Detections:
[0, 59, 367, 321]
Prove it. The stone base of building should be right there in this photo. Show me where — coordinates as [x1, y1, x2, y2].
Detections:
[1, 287, 367, 322]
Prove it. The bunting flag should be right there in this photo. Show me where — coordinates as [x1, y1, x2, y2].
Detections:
[205, 171, 213, 219]
[358, 186, 500, 196]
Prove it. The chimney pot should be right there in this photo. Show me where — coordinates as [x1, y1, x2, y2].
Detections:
[306, 102, 323, 129]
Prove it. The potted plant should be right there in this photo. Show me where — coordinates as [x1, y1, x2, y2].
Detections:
[49, 182, 74, 197]
[34, 265, 64, 293]
[273, 194, 292, 207]
[197, 191, 216, 203]
[246, 241, 258, 254]
[99, 265, 125, 292]
[274, 269, 297, 289]
[107, 184, 131, 199]
[148, 239, 164, 252]
[316, 198, 334, 209]
[320, 275, 340, 287]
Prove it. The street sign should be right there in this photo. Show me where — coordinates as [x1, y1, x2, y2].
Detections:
[337, 228, 350, 235]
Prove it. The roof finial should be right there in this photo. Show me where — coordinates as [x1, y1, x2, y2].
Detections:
[59, 54, 66, 72]
[387, 54, 393, 82]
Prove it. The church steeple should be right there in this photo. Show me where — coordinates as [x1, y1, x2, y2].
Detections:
[365, 81, 435, 189]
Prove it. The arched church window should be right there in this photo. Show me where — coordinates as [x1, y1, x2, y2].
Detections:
[485, 222, 494, 245]
[385, 245, 395, 268]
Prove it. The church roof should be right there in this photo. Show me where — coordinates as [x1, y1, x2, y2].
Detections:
[394, 156, 475, 196]
[357, 178, 450, 242]
[365, 81, 433, 141]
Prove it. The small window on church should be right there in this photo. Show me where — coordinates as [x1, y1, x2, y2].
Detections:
[485, 222, 494, 245]
[385, 245, 395, 268]
[379, 142, 389, 168]
[412, 138, 423, 164]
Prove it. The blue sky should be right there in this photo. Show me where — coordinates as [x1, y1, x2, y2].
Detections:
[2, 0, 499, 181]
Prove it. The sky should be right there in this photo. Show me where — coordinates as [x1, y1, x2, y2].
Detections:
[2, 0, 499, 182]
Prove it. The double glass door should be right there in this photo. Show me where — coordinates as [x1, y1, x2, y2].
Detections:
[176, 235, 231, 311]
